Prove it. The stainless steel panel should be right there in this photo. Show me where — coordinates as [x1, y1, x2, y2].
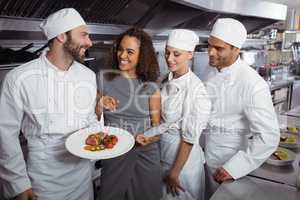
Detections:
[211, 176, 300, 200]
[192, 52, 210, 81]
[0, 17, 130, 34]
[0, 17, 131, 42]
[115, 0, 156, 24]
[144, 1, 200, 31]
[172, 0, 287, 20]
[0, 0, 289, 36]
[292, 80, 300, 108]
[157, 51, 169, 79]
[250, 137, 300, 187]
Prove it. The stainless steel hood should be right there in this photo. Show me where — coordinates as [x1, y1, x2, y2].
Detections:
[146, 0, 287, 35]
[0, 0, 288, 42]
[172, 0, 287, 20]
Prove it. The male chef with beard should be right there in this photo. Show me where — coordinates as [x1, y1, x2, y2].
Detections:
[0, 8, 97, 200]
[204, 18, 280, 198]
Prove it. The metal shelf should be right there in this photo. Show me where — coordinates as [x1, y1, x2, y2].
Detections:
[270, 80, 294, 111]
[273, 98, 287, 105]
[270, 80, 294, 91]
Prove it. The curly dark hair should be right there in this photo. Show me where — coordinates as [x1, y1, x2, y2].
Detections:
[108, 27, 159, 82]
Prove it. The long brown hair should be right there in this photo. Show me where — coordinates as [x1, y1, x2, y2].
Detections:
[107, 27, 159, 82]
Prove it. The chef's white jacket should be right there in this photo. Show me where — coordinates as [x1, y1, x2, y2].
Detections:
[204, 57, 280, 179]
[0, 54, 97, 199]
[159, 69, 211, 200]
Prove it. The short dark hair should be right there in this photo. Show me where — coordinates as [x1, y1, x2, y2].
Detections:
[47, 38, 55, 47]
[107, 27, 159, 82]
[230, 45, 237, 50]
[47, 31, 72, 47]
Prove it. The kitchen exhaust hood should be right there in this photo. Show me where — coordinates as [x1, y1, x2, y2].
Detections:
[0, 0, 288, 42]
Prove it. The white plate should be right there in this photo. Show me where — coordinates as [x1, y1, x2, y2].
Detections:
[266, 147, 296, 166]
[279, 133, 300, 149]
[66, 126, 135, 160]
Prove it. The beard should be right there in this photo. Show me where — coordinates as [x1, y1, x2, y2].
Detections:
[63, 36, 86, 63]
[209, 56, 218, 67]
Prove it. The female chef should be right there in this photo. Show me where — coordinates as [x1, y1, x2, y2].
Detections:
[144, 29, 211, 200]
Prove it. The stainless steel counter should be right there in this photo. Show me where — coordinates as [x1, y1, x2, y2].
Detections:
[249, 147, 300, 187]
[210, 176, 300, 200]
[249, 114, 300, 187]
[211, 114, 300, 199]
[286, 106, 300, 118]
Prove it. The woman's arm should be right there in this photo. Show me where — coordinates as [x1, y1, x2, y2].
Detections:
[148, 89, 161, 143]
[136, 89, 161, 145]
[149, 89, 161, 126]
[95, 92, 102, 121]
[164, 140, 193, 196]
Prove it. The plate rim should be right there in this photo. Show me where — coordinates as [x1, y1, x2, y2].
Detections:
[266, 147, 296, 166]
[279, 142, 300, 149]
[65, 126, 135, 160]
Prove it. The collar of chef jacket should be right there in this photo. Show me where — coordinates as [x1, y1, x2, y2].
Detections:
[211, 56, 242, 86]
[163, 69, 202, 136]
[166, 68, 192, 95]
[42, 53, 76, 77]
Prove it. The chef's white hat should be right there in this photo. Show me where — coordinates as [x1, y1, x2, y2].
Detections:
[210, 18, 247, 49]
[167, 29, 199, 51]
[40, 8, 86, 40]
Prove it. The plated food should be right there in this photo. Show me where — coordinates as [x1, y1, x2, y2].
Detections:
[66, 126, 135, 160]
[84, 132, 118, 151]
[271, 149, 289, 161]
[266, 147, 296, 166]
[287, 127, 299, 134]
[280, 134, 297, 144]
[279, 133, 300, 149]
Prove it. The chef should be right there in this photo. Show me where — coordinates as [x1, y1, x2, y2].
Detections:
[204, 18, 280, 197]
[0, 8, 96, 200]
[159, 29, 211, 200]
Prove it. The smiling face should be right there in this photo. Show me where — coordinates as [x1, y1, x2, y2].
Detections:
[63, 25, 92, 63]
[208, 36, 240, 70]
[165, 46, 193, 77]
[117, 35, 140, 77]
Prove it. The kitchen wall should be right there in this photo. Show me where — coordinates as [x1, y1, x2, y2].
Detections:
[192, 52, 210, 81]
[86, 44, 112, 73]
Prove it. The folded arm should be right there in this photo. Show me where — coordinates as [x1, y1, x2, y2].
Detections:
[222, 82, 280, 179]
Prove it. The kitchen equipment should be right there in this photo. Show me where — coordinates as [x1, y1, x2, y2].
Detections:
[0, 43, 47, 64]
[279, 132, 300, 149]
[291, 42, 300, 75]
